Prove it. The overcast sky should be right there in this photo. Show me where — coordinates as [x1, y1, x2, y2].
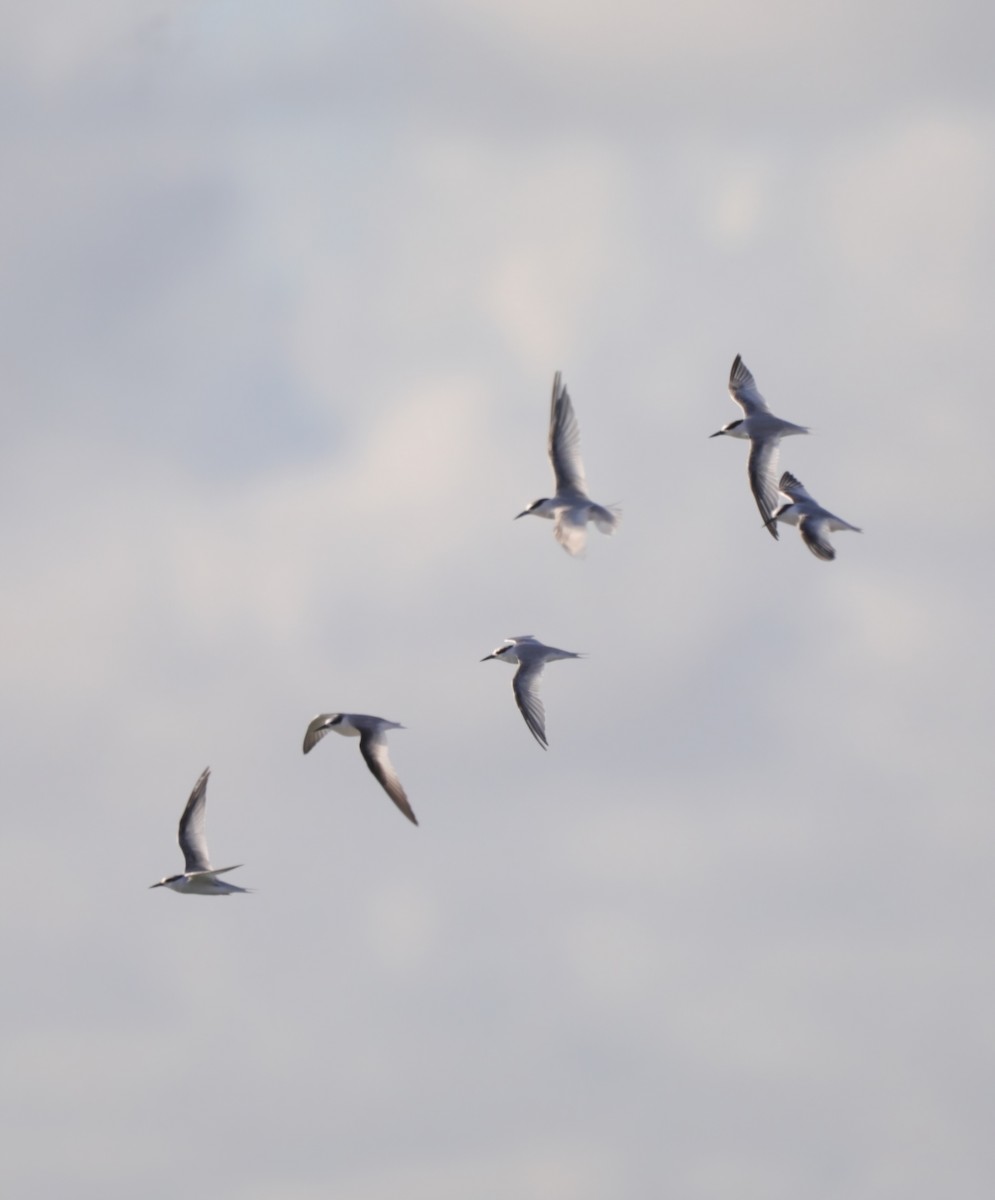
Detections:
[3, 3, 995, 1198]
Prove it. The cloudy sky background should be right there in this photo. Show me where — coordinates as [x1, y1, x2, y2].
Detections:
[3, 2, 995, 1197]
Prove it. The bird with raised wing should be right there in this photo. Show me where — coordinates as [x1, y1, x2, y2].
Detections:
[303, 713, 417, 825]
[481, 635, 582, 749]
[769, 471, 861, 561]
[516, 371, 620, 556]
[710, 354, 809, 537]
[150, 767, 249, 895]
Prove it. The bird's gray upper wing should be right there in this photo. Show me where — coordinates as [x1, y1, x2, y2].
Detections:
[359, 730, 418, 825]
[747, 437, 781, 539]
[778, 470, 815, 502]
[513, 659, 549, 749]
[548, 372, 588, 496]
[303, 714, 336, 754]
[798, 514, 836, 561]
[729, 354, 769, 415]
[178, 767, 212, 873]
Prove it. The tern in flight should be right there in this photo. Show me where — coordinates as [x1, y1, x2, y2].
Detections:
[150, 767, 249, 895]
[710, 354, 809, 537]
[769, 471, 861, 561]
[481, 635, 582, 749]
[303, 713, 417, 825]
[516, 371, 620, 556]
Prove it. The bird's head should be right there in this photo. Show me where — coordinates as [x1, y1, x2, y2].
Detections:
[480, 643, 516, 664]
[515, 498, 552, 519]
[709, 419, 742, 438]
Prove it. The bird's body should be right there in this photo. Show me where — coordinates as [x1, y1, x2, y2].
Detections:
[711, 354, 809, 537]
[516, 371, 620, 556]
[771, 471, 861, 561]
[150, 767, 249, 895]
[481, 635, 582, 749]
[155, 866, 246, 896]
[303, 712, 416, 825]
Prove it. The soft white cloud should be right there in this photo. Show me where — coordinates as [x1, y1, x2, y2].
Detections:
[825, 112, 994, 335]
[422, 0, 880, 74]
[0, 1, 182, 88]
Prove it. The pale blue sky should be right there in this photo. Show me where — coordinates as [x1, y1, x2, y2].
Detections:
[2, 3, 994, 1198]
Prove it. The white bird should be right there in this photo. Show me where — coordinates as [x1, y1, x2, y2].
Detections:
[480, 635, 582, 749]
[516, 371, 620, 556]
[710, 354, 809, 537]
[769, 471, 862, 561]
[303, 713, 416, 825]
[150, 767, 249, 895]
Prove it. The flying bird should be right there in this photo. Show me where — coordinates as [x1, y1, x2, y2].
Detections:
[150, 767, 249, 895]
[769, 471, 861, 561]
[516, 371, 620, 556]
[303, 713, 417, 825]
[480, 635, 582, 749]
[710, 354, 809, 537]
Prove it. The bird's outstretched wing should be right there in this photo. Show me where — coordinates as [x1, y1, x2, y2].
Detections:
[303, 714, 337, 754]
[747, 438, 781, 539]
[553, 508, 589, 556]
[359, 730, 418, 825]
[178, 767, 212, 873]
[798, 514, 836, 561]
[778, 471, 815, 502]
[728, 354, 769, 415]
[513, 660, 548, 749]
[590, 504, 621, 535]
[548, 372, 587, 496]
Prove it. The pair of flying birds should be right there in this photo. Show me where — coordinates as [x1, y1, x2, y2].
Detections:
[152, 357, 860, 892]
[711, 354, 861, 561]
[150, 716, 411, 895]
